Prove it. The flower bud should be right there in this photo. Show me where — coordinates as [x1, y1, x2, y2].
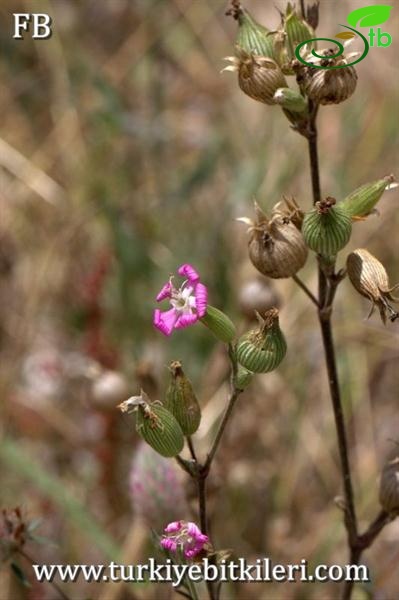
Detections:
[234, 364, 254, 390]
[346, 249, 399, 324]
[200, 305, 236, 343]
[273, 87, 308, 113]
[379, 455, 399, 514]
[302, 197, 352, 257]
[239, 201, 308, 278]
[165, 361, 201, 435]
[236, 308, 287, 373]
[224, 49, 287, 106]
[293, 49, 357, 105]
[340, 175, 397, 220]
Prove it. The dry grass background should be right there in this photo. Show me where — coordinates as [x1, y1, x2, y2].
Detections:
[0, 1, 398, 599]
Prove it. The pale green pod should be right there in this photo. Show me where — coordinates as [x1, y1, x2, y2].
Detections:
[302, 197, 352, 256]
[235, 8, 276, 60]
[236, 308, 287, 373]
[165, 361, 201, 436]
[200, 305, 236, 343]
[234, 364, 254, 390]
[284, 3, 315, 65]
[136, 403, 184, 458]
[340, 175, 396, 219]
[273, 87, 308, 113]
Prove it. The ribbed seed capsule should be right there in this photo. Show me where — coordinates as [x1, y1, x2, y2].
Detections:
[223, 49, 287, 106]
[379, 455, 399, 513]
[136, 402, 184, 458]
[282, 3, 315, 71]
[346, 249, 399, 324]
[302, 197, 352, 257]
[293, 49, 357, 105]
[165, 361, 201, 435]
[230, 4, 276, 60]
[340, 175, 397, 219]
[236, 308, 287, 373]
[240, 201, 308, 278]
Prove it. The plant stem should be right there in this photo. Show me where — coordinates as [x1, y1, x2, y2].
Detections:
[203, 387, 241, 473]
[306, 109, 360, 597]
[292, 274, 319, 307]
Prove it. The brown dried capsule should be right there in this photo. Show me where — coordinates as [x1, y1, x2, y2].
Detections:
[293, 48, 357, 105]
[346, 249, 399, 324]
[223, 48, 287, 105]
[238, 201, 308, 279]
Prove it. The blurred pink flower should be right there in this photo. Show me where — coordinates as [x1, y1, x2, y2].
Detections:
[153, 264, 208, 336]
[160, 520, 209, 559]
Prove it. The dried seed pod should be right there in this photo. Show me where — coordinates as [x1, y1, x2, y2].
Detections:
[223, 49, 287, 106]
[236, 308, 287, 373]
[239, 202, 308, 278]
[271, 196, 304, 230]
[293, 48, 357, 105]
[200, 305, 236, 342]
[379, 455, 399, 513]
[340, 174, 397, 220]
[238, 277, 281, 320]
[346, 249, 399, 324]
[302, 197, 352, 256]
[165, 361, 201, 435]
[273, 87, 308, 113]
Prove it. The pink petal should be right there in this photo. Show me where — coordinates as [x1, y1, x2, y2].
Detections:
[153, 308, 178, 336]
[156, 281, 172, 302]
[194, 283, 208, 317]
[161, 538, 178, 552]
[174, 313, 198, 329]
[186, 522, 203, 537]
[178, 264, 200, 283]
[164, 521, 182, 533]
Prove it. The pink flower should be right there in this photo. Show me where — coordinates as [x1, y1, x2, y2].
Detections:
[153, 264, 208, 336]
[160, 520, 209, 559]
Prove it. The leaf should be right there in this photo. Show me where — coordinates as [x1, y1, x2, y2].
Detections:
[347, 5, 392, 28]
[335, 32, 356, 39]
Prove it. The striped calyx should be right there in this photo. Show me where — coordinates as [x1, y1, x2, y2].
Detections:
[346, 249, 399, 324]
[340, 174, 397, 220]
[242, 201, 308, 278]
[200, 305, 236, 343]
[302, 197, 352, 257]
[280, 3, 315, 73]
[165, 361, 201, 436]
[236, 308, 287, 373]
[379, 455, 399, 513]
[119, 391, 185, 458]
[223, 49, 287, 106]
[231, 5, 277, 61]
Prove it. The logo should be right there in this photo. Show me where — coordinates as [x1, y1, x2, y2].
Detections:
[295, 4, 393, 69]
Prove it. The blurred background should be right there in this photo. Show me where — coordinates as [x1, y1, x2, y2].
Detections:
[0, 0, 398, 598]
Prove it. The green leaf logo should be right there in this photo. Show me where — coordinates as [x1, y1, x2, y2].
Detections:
[347, 5, 392, 28]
